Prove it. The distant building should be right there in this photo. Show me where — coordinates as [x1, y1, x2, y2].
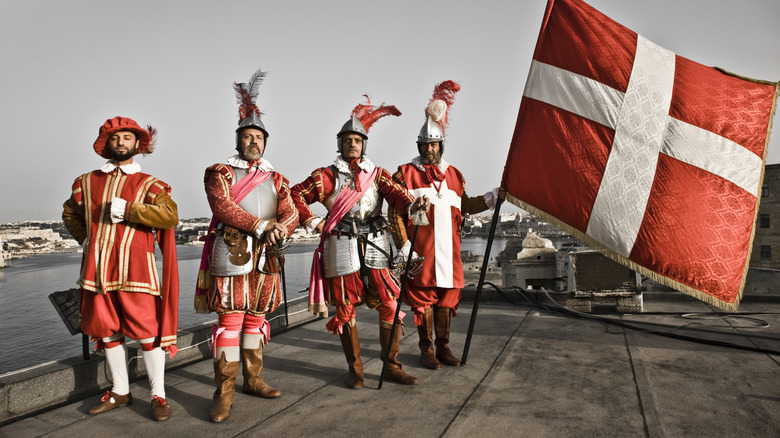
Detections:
[751, 163, 780, 270]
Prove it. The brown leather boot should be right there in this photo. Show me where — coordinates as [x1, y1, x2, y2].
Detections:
[339, 323, 364, 388]
[210, 353, 240, 423]
[417, 307, 440, 370]
[242, 343, 282, 398]
[379, 324, 419, 385]
[434, 306, 461, 366]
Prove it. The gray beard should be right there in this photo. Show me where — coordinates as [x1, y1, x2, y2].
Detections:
[244, 146, 262, 161]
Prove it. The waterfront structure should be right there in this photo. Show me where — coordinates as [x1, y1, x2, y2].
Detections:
[0, 226, 79, 256]
[0, 238, 7, 267]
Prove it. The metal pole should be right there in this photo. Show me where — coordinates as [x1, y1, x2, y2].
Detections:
[377, 223, 420, 390]
[461, 196, 503, 366]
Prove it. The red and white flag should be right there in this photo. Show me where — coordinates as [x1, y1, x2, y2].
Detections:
[502, 0, 778, 310]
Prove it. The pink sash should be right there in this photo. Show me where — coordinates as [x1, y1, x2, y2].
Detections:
[195, 167, 273, 306]
[308, 167, 378, 317]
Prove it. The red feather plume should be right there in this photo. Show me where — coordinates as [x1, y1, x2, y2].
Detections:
[351, 95, 402, 133]
[141, 125, 157, 155]
[427, 80, 461, 135]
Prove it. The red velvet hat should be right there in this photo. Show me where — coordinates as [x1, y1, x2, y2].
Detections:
[93, 116, 156, 159]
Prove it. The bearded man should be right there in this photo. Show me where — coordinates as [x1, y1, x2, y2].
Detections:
[62, 116, 179, 421]
[388, 81, 503, 370]
[291, 97, 430, 388]
[194, 68, 298, 423]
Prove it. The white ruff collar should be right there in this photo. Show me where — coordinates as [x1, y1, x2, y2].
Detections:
[100, 160, 142, 174]
[411, 156, 449, 173]
[333, 156, 375, 174]
[227, 154, 274, 172]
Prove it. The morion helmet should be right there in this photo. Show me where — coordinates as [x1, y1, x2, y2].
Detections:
[417, 80, 461, 154]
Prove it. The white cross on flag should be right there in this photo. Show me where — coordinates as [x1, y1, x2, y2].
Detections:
[503, 0, 778, 310]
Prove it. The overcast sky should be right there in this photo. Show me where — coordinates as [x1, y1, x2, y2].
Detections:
[1, 0, 778, 223]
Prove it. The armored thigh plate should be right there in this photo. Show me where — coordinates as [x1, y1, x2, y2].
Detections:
[210, 228, 254, 277]
[323, 234, 360, 278]
[364, 230, 391, 269]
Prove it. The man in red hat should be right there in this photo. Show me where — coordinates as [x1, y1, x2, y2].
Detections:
[62, 116, 179, 421]
[388, 81, 503, 370]
[194, 68, 299, 423]
[291, 96, 429, 389]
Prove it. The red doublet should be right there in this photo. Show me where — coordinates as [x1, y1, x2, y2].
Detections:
[397, 163, 466, 289]
[199, 163, 299, 316]
[66, 169, 179, 348]
[390, 162, 489, 315]
[292, 165, 413, 310]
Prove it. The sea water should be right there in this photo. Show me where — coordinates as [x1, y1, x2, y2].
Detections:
[0, 237, 505, 374]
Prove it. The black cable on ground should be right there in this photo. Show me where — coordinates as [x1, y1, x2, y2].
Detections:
[468, 282, 780, 356]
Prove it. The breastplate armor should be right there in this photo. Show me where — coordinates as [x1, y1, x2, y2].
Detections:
[322, 168, 392, 277]
[323, 168, 383, 225]
[233, 168, 278, 220]
[210, 167, 277, 277]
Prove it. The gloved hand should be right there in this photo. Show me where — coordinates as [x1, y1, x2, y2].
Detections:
[110, 198, 127, 224]
[399, 240, 420, 261]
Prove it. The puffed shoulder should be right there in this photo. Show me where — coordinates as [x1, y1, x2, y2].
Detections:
[203, 163, 234, 184]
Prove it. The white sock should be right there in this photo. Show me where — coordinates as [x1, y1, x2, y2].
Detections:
[142, 347, 166, 399]
[104, 343, 130, 395]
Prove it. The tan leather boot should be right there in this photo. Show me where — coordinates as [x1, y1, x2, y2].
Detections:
[242, 343, 282, 398]
[210, 353, 240, 423]
[380, 324, 419, 385]
[434, 306, 461, 366]
[339, 323, 364, 388]
[417, 307, 441, 370]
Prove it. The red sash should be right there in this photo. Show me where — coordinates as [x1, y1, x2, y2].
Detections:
[194, 167, 273, 308]
[308, 167, 378, 317]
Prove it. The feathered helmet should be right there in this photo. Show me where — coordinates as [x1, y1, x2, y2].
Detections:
[93, 116, 156, 159]
[418, 80, 460, 153]
[337, 95, 401, 155]
[234, 67, 268, 139]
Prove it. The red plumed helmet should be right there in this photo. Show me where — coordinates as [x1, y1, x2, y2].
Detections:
[93, 116, 156, 159]
[338, 95, 401, 139]
[418, 80, 460, 143]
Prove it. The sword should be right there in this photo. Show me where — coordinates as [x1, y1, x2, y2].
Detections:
[274, 239, 291, 326]
[280, 262, 289, 326]
[261, 238, 291, 326]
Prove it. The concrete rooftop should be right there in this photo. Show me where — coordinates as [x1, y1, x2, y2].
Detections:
[2, 291, 779, 438]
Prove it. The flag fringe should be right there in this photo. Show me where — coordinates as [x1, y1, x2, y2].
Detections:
[713, 67, 779, 87]
[194, 294, 210, 314]
[504, 194, 742, 312]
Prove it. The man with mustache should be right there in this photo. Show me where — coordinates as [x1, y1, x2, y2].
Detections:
[62, 116, 179, 421]
[194, 69, 298, 423]
[291, 97, 430, 388]
[388, 81, 503, 370]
